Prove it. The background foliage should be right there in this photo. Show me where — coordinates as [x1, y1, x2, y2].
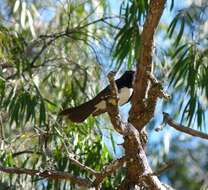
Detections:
[0, 0, 208, 189]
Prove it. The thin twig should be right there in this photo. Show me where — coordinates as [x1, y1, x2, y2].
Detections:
[152, 161, 175, 176]
[53, 126, 98, 176]
[53, 120, 128, 187]
[62, 141, 98, 176]
[12, 150, 42, 157]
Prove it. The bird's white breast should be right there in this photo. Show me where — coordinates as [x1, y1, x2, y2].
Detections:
[95, 87, 133, 111]
[118, 87, 133, 105]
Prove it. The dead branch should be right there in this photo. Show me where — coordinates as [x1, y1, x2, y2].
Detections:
[163, 112, 208, 140]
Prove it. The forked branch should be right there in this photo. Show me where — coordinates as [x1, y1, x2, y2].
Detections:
[106, 71, 168, 190]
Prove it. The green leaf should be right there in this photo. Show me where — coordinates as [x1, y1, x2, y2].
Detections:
[26, 10, 36, 37]
[174, 17, 185, 46]
[4, 153, 15, 167]
[39, 99, 46, 127]
[172, 44, 188, 59]
[168, 15, 178, 38]
[187, 96, 196, 126]
[21, 1, 27, 28]
[25, 95, 35, 123]
[110, 132, 116, 154]
[196, 101, 203, 129]
[169, 54, 190, 87]
[3, 88, 14, 108]
[0, 78, 5, 104]
[13, 0, 20, 13]
[170, 0, 174, 10]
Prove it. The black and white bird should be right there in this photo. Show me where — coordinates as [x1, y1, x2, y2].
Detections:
[60, 70, 135, 123]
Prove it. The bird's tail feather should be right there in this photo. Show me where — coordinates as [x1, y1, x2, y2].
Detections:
[59, 100, 96, 123]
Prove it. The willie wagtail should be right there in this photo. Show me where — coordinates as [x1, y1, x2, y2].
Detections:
[60, 70, 135, 123]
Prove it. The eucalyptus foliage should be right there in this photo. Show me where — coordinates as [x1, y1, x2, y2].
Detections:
[0, 0, 116, 189]
[1, 0, 208, 189]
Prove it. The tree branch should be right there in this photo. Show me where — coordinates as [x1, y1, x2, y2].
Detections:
[113, 0, 170, 189]
[92, 156, 129, 188]
[53, 125, 99, 176]
[121, 124, 167, 190]
[132, 72, 170, 131]
[54, 123, 129, 188]
[106, 72, 167, 189]
[129, 0, 166, 130]
[0, 166, 91, 187]
[163, 112, 208, 140]
[61, 138, 99, 176]
[152, 161, 175, 177]
[2, 147, 130, 189]
[106, 71, 126, 134]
